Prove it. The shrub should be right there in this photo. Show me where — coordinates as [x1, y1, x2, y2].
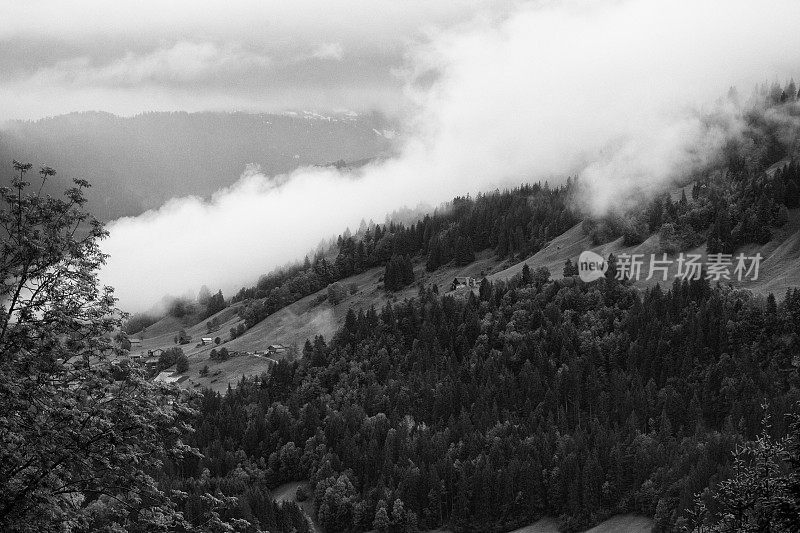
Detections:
[158, 347, 184, 371]
[176, 354, 189, 373]
[123, 313, 159, 335]
[327, 282, 347, 305]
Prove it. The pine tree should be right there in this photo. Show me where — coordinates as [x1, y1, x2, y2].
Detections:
[563, 258, 573, 277]
[197, 285, 211, 305]
[605, 253, 618, 280]
[455, 236, 475, 266]
[479, 278, 492, 301]
[521, 263, 532, 285]
[391, 498, 406, 529]
[787, 79, 797, 101]
[767, 293, 778, 316]
[373, 501, 389, 531]
[385, 255, 414, 291]
[563, 258, 578, 277]
[176, 353, 189, 373]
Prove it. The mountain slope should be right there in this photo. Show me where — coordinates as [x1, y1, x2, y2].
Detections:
[504, 208, 800, 296]
[138, 202, 800, 392]
[0, 110, 395, 220]
[137, 250, 512, 392]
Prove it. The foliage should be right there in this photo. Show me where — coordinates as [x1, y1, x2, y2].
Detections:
[123, 312, 160, 335]
[0, 162, 196, 532]
[583, 95, 800, 255]
[176, 328, 191, 344]
[229, 322, 246, 340]
[198, 285, 211, 305]
[685, 409, 800, 532]
[176, 353, 190, 373]
[210, 347, 230, 361]
[234, 182, 578, 330]
[168, 296, 195, 318]
[383, 254, 414, 291]
[563, 258, 579, 277]
[204, 289, 226, 319]
[167, 269, 800, 531]
[159, 347, 185, 371]
[327, 282, 348, 305]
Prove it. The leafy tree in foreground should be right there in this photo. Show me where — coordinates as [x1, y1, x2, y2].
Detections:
[0, 162, 195, 531]
[685, 410, 800, 532]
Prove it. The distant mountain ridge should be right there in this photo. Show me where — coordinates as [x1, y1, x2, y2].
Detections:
[0, 110, 396, 221]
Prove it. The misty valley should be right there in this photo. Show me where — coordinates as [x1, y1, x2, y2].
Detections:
[3, 2, 800, 533]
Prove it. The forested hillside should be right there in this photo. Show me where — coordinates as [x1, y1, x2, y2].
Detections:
[163, 272, 800, 532]
[147, 82, 800, 533]
[209, 83, 800, 346]
[8, 0, 800, 530]
[0, 110, 394, 220]
[228, 182, 578, 334]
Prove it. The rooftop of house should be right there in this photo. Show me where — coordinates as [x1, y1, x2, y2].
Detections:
[153, 371, 188, 384]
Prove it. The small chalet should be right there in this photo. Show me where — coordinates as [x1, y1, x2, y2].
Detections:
[201, 337, 214, 346]
[451, 277, 476, 291]
[267, 344, 288, 355]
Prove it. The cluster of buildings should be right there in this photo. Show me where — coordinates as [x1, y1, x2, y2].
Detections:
[116, 332, 291, 386]
[127, 348, 164, 371]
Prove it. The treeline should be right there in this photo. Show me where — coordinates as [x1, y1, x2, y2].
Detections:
[159, 470, 311, 532]
[122, 312, 160, 334]
[585, 158, 798, 254]
[164, 272, 800, 531]
[423, 186, 577, 270]
[384, 254, 414, 291]
[585, 86, 800, 254]
[234, 182, 578, 328]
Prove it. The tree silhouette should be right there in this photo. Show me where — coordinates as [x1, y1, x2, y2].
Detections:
[0, 162, 194, 531]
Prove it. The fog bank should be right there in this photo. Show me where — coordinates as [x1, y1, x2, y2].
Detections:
[102, 0, 800, 311]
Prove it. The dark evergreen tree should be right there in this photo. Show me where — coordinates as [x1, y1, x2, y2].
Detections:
[521, 263, 532, 285]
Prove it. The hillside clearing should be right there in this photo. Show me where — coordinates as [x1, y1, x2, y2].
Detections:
[130, 206, 800, 393]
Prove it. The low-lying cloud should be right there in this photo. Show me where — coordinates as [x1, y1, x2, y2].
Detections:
[101, 0, 800, 311]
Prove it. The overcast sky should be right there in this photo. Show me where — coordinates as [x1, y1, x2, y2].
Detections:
[0, 0, 517, 120]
